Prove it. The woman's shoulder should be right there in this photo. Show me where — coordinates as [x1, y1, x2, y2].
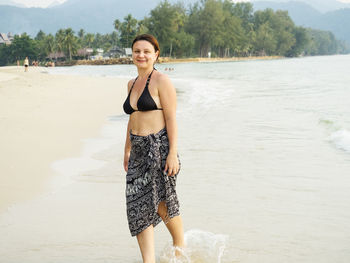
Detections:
[127, 78, 135, 86]
[154, 70, 168, 80]
[127, 78, 136, 92]
[153, 70, 172, 89]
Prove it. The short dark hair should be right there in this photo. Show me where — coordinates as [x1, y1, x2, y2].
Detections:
[131, 34, 160, 59]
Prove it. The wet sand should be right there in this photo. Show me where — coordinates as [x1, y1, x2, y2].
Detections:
[0, 66, 127, 213]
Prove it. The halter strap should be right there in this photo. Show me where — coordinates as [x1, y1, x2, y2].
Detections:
[146, 68, 155, 86]
[130, 68, 156, 93]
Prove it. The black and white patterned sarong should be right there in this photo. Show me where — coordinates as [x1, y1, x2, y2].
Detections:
[126, 127, 180, 236]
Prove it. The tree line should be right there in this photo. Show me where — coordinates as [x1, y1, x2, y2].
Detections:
[0, 0, 348, 66]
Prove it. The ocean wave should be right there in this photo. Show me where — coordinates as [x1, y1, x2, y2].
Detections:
[160, 229, 229, 263]
[330, 129, 350, 153]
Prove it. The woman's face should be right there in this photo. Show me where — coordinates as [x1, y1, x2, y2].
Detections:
[132, 40, 159, 69]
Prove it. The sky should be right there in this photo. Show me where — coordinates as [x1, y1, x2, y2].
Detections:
[4, 0, 350, 8]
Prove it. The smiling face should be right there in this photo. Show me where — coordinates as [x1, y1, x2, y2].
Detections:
[132, 40, 159, 69]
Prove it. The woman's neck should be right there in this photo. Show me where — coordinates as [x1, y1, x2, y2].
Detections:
[137, 67, 154, 79]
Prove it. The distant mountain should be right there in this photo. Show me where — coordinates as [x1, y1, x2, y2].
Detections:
[317, 8, 350, 43]
[301, 0, 350, 12]
[253, 1, 322, 26]
[0, 0, 349, 44]
[253, 1, 350, 43]
[0, 0, 199, 36]
[251, 0, 350, 13]
[0, 0, 184, 36]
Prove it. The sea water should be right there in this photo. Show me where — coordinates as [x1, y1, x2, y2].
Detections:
[0, 55, 350, 263]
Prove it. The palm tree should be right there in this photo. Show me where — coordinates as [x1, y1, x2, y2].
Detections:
[137, 20, 148, 35]
[78, 29, 85, 46]
[85, 33, 95, 48]
[54, 28, 78, 61]
[114, 19, 121, 32]
[78, 29, 85, 39]
[122, 14, 137, 47]
[55, 29, 65, 54]
[110, 31, 119, 47]
[44, 34, 55, 55]
[63, 28, 78, 61]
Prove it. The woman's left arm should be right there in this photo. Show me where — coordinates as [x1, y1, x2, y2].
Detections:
[158, 74, 179, 177]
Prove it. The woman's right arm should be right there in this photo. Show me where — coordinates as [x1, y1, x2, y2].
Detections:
[123, 80, 133, 172]
[124, 119, 131, 172]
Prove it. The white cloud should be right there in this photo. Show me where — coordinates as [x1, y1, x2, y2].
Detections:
[337, 0, 350, 3]
[12, 0, 66, 8]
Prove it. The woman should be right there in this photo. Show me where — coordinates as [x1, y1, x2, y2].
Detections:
[24, 57, 29, 72]
[123, 34, 184, 262]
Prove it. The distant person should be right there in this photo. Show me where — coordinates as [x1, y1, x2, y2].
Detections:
[123, 34, 184, 262]
[24, 57, 29, 72]
[17, 60, 20, 67]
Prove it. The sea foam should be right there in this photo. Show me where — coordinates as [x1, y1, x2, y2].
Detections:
[330, 129, 350, 153]
[159, 229, 229, 263]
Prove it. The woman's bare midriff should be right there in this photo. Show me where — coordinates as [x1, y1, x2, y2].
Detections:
[129, 110, 165, 136]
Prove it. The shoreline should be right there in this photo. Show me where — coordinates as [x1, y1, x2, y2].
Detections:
[24, 55, 284, 67]
[158, 55, 283, 64]
[0, 66, 127, 214]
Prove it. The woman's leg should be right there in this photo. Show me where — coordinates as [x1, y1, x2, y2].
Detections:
[136, 225, 156, 263]
[158, 201, 185, 249]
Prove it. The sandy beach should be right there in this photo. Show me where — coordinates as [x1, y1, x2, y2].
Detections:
[0, 66, 127, 214]
[0, 56, 349, 262]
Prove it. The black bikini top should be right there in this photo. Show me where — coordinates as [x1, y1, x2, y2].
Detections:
[123, 69, 163, 115]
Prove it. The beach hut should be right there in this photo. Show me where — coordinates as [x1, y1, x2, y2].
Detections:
[125, 48, 132, 57]
[104, 46, 125, 58]
[77, 48, 94, 59]
[46, 51, 66, 61]
[96, 48, 104, 56]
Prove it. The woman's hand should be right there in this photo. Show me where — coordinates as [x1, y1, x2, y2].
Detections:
[124, 151, 130, 172]
[164, 152, 179, 176]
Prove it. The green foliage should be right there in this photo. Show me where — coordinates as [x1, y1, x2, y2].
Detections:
[252, 9, 296, 56]
[171, 30, 195, 58]
[286, 26, 309, 57]
[187, 0, 226, 56]
[55, 28, 79, 60]
[0, 33, 39, 65]
[304, 28, 344, 55]
[84, 33, 95, 48]
[145, 0, 189, 57]
[35, 30, 46, 41]
[0, 45, 11, 66]
[119, 14, 138, 48]
[0, 0, 348, 66]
